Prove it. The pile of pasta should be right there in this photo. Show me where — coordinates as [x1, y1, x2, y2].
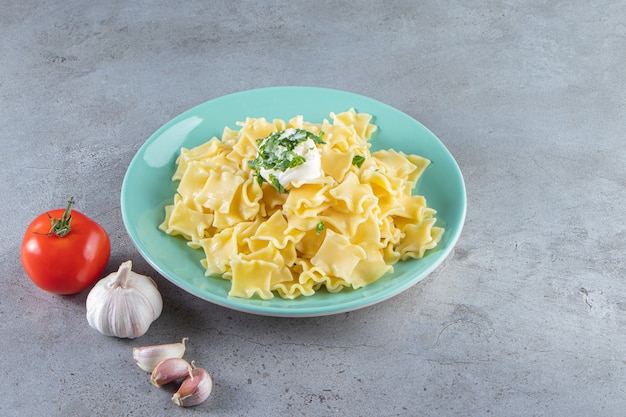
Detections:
[159, 109, 444, 300]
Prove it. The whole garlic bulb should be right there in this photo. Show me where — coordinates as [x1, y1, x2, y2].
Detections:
[86, 260, 163, 338]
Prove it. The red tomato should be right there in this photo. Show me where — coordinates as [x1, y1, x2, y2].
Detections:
[20, 198, 111, 295]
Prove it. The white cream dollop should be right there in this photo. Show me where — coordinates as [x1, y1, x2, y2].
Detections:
[259, 136, 322, 189]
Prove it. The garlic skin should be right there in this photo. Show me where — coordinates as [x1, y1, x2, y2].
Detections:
[151, 358, 193, 387]
[172, 366, 213, 407]
[86, 260, 162, 339]
[133, 338, 188, 372]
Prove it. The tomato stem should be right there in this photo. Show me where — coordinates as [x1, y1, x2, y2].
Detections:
[46, 197, 75, 237]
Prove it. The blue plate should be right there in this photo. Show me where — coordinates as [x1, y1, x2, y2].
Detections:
[121, 86, 466, 317]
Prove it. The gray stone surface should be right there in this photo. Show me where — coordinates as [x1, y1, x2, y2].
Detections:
[2, 1, 625, 416]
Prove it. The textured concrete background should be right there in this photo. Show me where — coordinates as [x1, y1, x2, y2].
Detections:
[1, 1, 625, 416]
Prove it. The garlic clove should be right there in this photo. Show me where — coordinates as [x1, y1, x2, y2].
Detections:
[151, 358, 193, 387]
[172, 365, 213, 407]
[133, 337, 188, 372]
[86, 260, 163, 339]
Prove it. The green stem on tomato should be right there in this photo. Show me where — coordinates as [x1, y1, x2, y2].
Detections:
[47, 197, 75, 237]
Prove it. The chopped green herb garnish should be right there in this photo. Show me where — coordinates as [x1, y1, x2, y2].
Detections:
[315, 220, 325, 235]
[248, 128, 325, 192]
[352, 155, 366, 168]
[269, 173, 286, 194]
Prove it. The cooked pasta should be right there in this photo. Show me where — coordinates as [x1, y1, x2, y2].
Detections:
[159, 109, 444, 299]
